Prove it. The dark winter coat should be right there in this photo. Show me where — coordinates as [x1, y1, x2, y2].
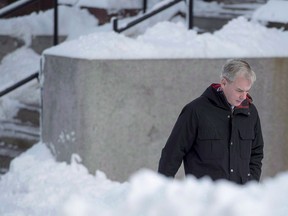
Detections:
[158, 84, 264, 184]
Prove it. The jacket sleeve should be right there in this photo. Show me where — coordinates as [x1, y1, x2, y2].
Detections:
[158, 104, 197, 177]
[249, 113, 264, 181]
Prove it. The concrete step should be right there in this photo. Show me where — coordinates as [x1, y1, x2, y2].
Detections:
[0, 35, 67, 62]
[0, 35, 24, 63]
[0, 105, 40, 175]
[0, 155, 12, 174]
[0, 134, 39, 174]
[0, 140, 39, 174]
[14, 106, 40, 127]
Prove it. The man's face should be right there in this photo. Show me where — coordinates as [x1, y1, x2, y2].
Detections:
[221, 74, 252, 107]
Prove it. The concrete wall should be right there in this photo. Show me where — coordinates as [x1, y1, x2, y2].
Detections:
[42, 57, 288, 182]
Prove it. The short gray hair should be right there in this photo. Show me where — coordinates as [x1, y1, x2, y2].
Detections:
[220, 59, 256, 84]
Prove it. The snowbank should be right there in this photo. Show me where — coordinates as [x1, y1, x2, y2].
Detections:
[44, 17, 288, 59]
[252, 0, 288, 23]
[0, 143, 287, 216]
[0, 5, 99, 45]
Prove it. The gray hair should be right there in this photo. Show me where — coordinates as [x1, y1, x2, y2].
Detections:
[220, 59, 256, 84]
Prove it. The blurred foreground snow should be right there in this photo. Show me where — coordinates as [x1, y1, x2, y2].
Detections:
[0, 143, 288, 216]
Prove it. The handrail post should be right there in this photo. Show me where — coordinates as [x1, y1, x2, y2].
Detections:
[143, 0, 147, 13]
[112, 17, 119, 33]
[187, 0, 193, 30]
[53, 0, 58, 45]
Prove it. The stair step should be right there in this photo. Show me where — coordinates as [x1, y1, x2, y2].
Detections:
[0, 141, 22, 157]
[0, 120, 39, 138]
[0, 103, 40, 175]
[14, 107, 40, 127]
[0, 136, 38, 152]
[0, 134, 39, 175]
[0, 155, 13, 174]
[0, 35, 24, 62]
[0, 35, 67, 62]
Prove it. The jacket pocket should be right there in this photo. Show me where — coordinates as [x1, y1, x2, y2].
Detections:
[238, 128, 254, 160]
[196, 129, 225, 160]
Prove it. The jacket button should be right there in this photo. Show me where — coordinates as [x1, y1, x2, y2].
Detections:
[227, 115, 230, 118]
[230, 142, 233, 145]
[248, 173, 251, 176]
[230, 169, 234, 173]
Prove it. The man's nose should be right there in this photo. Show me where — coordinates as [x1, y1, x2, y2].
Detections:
[240, 92, 247, 99]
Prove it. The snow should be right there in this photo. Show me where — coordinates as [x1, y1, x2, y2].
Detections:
[59, 0, 161, 10]
[0, 142, 288, 216]
[0, 48, 40, 121]
[0, 5, 99, 45]
[39, 1, 287, 59]
[75, 0, 142, 9]
[1, 0, 288, 215]
[44, 17, 288, 59]
[252, 0, 288, 23]
[0, 48, 39, 93]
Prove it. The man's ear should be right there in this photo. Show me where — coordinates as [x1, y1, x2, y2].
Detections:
[220, 78, 226, 89]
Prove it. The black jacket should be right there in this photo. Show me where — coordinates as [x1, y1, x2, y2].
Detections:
[158, 84, 264, 184]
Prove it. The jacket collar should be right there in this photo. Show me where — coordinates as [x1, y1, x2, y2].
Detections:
[202, 83, 252, 115]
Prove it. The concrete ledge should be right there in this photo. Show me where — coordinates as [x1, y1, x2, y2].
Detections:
[42, 57, 288, 182]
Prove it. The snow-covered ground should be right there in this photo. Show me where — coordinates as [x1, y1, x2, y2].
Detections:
[0, 0, 288, 215]
[0, 142, 288, 216]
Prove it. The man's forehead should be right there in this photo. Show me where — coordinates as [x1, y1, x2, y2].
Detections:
[235, 86, 251, 92]
[233, 78, 252, 91]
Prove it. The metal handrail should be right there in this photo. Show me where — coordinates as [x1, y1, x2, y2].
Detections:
[0, 0, 57, 98]
[113, 0, 186, 33]
[0, 0, 38, 18]
[0, 0, 58, 46]
[0, 72, 39, 97]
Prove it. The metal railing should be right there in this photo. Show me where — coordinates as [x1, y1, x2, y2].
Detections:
[54, 0, 58, 45]
[0, 0, 58, 46]
[187, 0, 193, 29]
[0, 0, 58, 97]
[143, 0, 148, 13]
[0, 72, 39, 97]
[0, 0, 38, 18]
[113, 0, 194, 33]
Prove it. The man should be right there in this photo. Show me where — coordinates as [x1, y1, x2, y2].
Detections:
[158, 59, 264, 184]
